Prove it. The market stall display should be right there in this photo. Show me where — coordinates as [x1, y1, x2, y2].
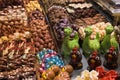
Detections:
[0, 0, 120, 80]
[0, 0, 58, 80]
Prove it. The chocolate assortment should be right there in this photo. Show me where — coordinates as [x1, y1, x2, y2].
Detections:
[29, 10, 56, 52]
[81, 14, 107, 25]
[46, 1, 120, 80]
[0, 5, 27, 37]
[0, 66, 36, 80]
[0, 0, 57, 80]
[48, 6, 70, 26]
[0, 0, 24, 9]
[47, 1, 107, 41]
[53, 19, 78, 40]
[0, 53, 36, 71]
[40, 65, 73, 80]
[74, 14, 107, 29]
[0, 0, 119, 80]
[66, 2, 97, 19]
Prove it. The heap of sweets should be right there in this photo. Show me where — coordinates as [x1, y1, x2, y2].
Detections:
[0, 66, 37, 80]
[37, 49, 64, 72]
[0, 30, 32, 45]
[40, 65, 73, 80]
[53, 18, 79, 40]
[66, 2, 98, 19]
[81, 14, 107, 25]
[73, 14, 107, 29]
[0, 42, 36, 79]
[79, 22, 111, 40]
[0, 0, 24, 9]
[0, 39, 35, 56]
[29, 9, 56, 53]
[0, 5, 27, 37]
[48, 5, 70, 26]
[0, 53, 36, 72]
[24, 0, 42, 12]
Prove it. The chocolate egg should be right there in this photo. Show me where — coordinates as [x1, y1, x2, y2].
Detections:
[42, 70, 55, 80]
[63, 65, 73, 74]
[59, 71, 70, 78]
[50, 65, 60, 74]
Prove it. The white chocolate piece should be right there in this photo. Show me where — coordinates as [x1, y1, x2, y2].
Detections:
[90, 70, 99, 80]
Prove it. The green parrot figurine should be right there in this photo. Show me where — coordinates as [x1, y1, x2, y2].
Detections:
[82, 26, 100, 57]
[61, 27, 80, 60]
[100, 24, 119, 54]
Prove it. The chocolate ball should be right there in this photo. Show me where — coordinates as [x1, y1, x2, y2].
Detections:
[46, 70, 55, 79]
[63, 65, 73, 74]
[50, 65, 60, 74]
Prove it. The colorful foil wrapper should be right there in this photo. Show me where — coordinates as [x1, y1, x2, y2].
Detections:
[37, 48, 64, 72]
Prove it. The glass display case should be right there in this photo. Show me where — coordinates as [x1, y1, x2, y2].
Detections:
[91, 0, 120, 25]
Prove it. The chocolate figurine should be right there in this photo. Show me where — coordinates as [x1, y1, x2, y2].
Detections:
[69, 47, 82, 70]
[104, 46, 118, 69]
[88, 51, 101, 70]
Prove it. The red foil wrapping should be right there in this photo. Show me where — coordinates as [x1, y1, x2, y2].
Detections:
[96, 66, 118, 80]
